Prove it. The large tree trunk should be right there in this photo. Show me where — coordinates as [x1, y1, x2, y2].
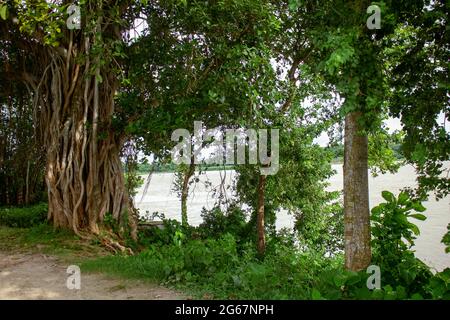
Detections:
[0, 3, 137, 237]
[256, 174, 266, 256]
[344, 111, 371, 271]
[25, 31, 135, 237]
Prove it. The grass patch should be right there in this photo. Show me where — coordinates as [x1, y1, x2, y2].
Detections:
[81, 234, 345, 300]
[0, 202, 110, 262]
[81, 227, 450, 300]
[0, 224, 109, 262]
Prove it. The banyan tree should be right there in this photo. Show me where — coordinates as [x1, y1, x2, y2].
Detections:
[0, 1, 138, 238]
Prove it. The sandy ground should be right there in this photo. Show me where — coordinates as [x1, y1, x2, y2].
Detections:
[0, 252, 183, 300]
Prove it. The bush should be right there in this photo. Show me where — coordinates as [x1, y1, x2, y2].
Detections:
[0, 202, 47, 228]
[84, 191, 449, 300]
[137, 212, 193, 247]
[198, 204, 251, 244]
[83, 232, 345, 299]
[371, 191, 433, 296]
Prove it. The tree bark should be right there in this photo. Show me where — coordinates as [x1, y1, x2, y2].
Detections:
[0, 0, 142, 243]
[22, 30, 135, 237]
[257, 174, 267, 256]
[344, 111, 371, 271]
[25, 160, 30, 205]
[180, 158, 195, 226]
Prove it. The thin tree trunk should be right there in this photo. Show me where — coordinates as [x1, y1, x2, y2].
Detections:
[257, 174, 266, 256]
[344, 111, 371, 271]
[181, 190, 188, 226]
[25, 160, 30, 205]
[181, 158, 195, 226]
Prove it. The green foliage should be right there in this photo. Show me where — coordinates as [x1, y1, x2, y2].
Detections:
[198, 204, 250, 245]
[83, 232, 342, 299]
[137, 213, 189, 248]
[123, 142, 145, 197]
[121, 0, 281, 163]
[371, 191, 434, 295]
[95, 189, 447, 300]
[372, 191, 426, 250]
[368, 130, 404, 176]
[326, 143, 344, 162]
[0, 203, 47, 228]
[104, 209, 137, 250]
[384, 2, 450, 200]
[310, 267, 371, 300]
[305, 191, 450, 300]
[443, 224, 450, 254]
[87, 223, 449, 300]
[426, 268, 450, 300]
[0, 3, 8, 20]
[312, 266, 448, 300]
[12, 0, 68, 47]
[0, 83, 46, 206]
[234, 122, 342, 253]
[123, 172, 144, 197]
[1, 0, 448, 301]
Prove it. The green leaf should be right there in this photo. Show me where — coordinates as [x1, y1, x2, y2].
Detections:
[0, 5, 7, 20]
[411, 144, 427, 166]
[409, 223, 420, 236]
[288, 0, 299, 11]
[371, 289, 384, 299]
[394, 212, 408, 224]
[409, 213, 426, 221]
[437, 268, 450, 283]
[410, 293, 423, 300]
[397, 192, 409, 205]
[333, 273, 347, 287]
[346, 272, 362, 286]
[381, 191, 395, 203]
[395, 286, 407, 299]
[311, 288, 322, 300]
[411, 202, 426, 212]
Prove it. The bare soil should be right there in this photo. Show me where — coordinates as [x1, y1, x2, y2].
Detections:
[0, 251, 183, 300]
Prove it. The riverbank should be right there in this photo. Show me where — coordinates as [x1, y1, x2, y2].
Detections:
[135, 163, 450, 271]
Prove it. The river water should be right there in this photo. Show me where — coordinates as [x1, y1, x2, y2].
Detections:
[135, 164, 450, 271]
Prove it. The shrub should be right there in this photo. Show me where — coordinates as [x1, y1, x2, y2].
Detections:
[370, 191, 433, 296]
[84, 191, 449, 300]
[0, 202, 47, 228]
[137, 213, 192, 247]
[198, 204, 250, 243]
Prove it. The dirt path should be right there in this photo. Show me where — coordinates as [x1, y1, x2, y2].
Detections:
[0, 252, 183, 300]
